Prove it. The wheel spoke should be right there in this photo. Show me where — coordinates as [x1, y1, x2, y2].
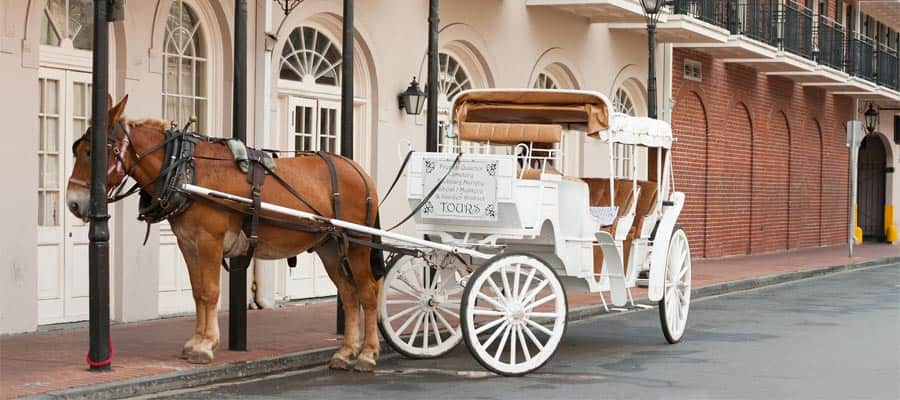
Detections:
[524, 318, 553, 336]
[518, 326, 532, 361]
[500, 265, 512, 301]
[474, 315, 506, 335]
[522, 322, 545, 351]
[486, 276, 507, 302]
[524, 294, 556, 311]
[434, 307, 457, 333]
[494, 323, 513, 360]
[521, 278, 550, 305]
[526, 311, 559, 319]
[395, 308, 421, 334]
[422, 310, 430, 348]
[435, 305, 460, 319]
[513, 263, 522, 300]
[386, 299, 419, 305]
[476, 292, 506, 311]
[430, 312, 443, 345]
[510, 320, 518, 365]
[392, 279, 423, 299]
[472, 307, 506, 317]
[388, 305, 419, 323]
[482, 320, 510, 349]
[518, 268, 537, 302]
[407, 313, 425, 346]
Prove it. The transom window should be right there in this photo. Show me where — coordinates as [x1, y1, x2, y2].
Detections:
[437, 52, 473, 147]
[280, 27, 342, 87]
[612, 88, 637, 178]
[40, 0, 93, 50]
[533, 72, 559, 89]
[161, 0, 208, 132]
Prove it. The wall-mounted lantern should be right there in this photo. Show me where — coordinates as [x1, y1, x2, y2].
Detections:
[398, 77, 427, 116]
[864, 103, 878, 135]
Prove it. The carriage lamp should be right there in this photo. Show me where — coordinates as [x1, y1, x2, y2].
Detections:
[398, 77, 427, 116]
[273, 0, 305, 16]
[864, 103, 878, 135]
[639, 0, 667, 16]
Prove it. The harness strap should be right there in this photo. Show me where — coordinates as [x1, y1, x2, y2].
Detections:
[380, 150, 414, 208]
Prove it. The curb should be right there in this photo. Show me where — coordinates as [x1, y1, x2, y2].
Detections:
[29, 256, 900, 400]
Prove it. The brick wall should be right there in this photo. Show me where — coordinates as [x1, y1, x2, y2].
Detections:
[671, 49, 851, 258]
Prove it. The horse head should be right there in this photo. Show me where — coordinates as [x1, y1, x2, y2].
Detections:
[66, 95, 130, 221]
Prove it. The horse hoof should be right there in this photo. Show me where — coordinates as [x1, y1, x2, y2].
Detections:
[187, 349, 214, 364]
[179, 347, 191, 360]
[328, 354, 353, 371]
[354, 355, 376, 373]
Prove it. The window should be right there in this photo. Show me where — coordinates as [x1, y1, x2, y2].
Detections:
[161, 0, 208, 132]
[437, 52, 473, 147]
[280, 26, 342, 87]
[683, 59, 702, 82]
[38, 78, 61, 226]
[612, 88, 637, 179]
[533, 72, 559, 89]
[40, 0, 93, 50]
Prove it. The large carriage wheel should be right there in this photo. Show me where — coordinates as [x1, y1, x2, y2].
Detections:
[658, 226, 692, 344]
[461, 253, 567, 376]
[378, 253, 467, 359]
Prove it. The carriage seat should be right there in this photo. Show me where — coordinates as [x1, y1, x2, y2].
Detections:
[458, 122, 562, 144]
[584, 178, 655, 276]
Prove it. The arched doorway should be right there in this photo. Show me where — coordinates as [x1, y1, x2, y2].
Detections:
[858, 134, 887, 242]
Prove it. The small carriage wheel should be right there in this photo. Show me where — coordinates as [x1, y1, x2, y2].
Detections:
[658, 226, 692, 344]
[378, 254, 466, 359]
[461, 253, 567, 376]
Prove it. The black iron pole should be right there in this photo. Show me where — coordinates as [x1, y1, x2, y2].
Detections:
[228, 0, 248, 352]
[647, 23, 657, 120]
[88, 0, 111, 371]
[426, 0, 439, 152]
[336, 0, 355, 336]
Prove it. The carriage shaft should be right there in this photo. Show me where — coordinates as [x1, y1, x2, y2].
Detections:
[181, 184, 493, 260]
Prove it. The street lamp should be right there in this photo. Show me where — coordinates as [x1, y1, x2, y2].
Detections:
[640, 0, 667, 119]
[398, 78, 427, 116]
[864, 103, 878, 135]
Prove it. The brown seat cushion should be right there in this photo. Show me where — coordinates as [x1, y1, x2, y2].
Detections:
[459, 122, 562, 144]
[586, 178, 658, 276]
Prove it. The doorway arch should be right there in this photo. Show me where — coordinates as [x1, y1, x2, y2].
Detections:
[858, 134, 888, 241]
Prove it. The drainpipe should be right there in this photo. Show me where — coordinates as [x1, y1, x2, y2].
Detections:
[252, 0, 277, 311]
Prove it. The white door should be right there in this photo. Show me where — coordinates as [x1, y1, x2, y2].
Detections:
[282, 97, 340, 300]
[158, 223, 194, 315]
[37, 69, 103, 324]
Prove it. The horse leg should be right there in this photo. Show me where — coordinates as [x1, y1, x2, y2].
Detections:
[348, 244, 381, 372]
[179, 230, 224, 364]
[316, 239, 364, 370]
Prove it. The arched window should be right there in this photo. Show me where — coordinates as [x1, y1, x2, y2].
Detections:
[613, 88, 638, 178]
[437, 52, 473, 147]
[280, 26, 342, 88]
[40, 0, 93, 50]
[161, 0, 208, 132]
[533, 72, 559, 89]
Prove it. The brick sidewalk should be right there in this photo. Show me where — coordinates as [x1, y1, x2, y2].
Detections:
[2, 244, 897, 399]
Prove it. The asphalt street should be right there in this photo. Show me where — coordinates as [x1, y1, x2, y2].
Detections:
[146, 264, 900, 400]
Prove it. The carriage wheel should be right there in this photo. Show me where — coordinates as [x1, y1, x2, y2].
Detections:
[461, 253, 567, 376]
[658, 226, 692, 344]
[378, 254, 467, 359]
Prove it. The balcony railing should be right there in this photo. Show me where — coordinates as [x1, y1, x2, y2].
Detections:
[876, 46, 899, 90]
[670, 1, 894, 89]
[815, 15, 845, 71]
[673, 0, 728, 29]
[846, 36, 876, 81]
[781, 2, 814, 60]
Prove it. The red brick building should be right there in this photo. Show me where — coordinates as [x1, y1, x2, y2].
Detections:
[664, 0, 898, 258]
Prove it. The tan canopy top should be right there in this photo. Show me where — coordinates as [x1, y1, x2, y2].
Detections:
[451, 89, 611, 135]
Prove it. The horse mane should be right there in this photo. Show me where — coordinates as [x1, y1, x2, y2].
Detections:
[128, 118, 168, 131]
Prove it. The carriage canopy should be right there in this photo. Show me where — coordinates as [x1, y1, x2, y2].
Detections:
[451, 89, 673, 149]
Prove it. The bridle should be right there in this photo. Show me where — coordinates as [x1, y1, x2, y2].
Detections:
[69, 120, 185, 203]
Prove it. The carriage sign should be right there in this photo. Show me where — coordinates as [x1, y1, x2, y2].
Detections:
[421, 157, 499, 221]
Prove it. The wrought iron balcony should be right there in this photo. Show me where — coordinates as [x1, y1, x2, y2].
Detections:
[876, 46, 899, 90]
[814, 15, 845, 71]
[846, 35, 877, 82]
[781, 1, 814, 60]
[672, 0, 728, 29]
[727, 0, 778, 47]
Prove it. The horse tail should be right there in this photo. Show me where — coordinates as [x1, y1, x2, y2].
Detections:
[370, 213, 387, 280]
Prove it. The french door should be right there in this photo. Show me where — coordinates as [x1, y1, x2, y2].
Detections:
[282, 97, 340, 300]
[36, 69, 103, 324]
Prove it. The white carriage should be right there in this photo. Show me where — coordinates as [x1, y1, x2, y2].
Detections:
[377, 89, 692, 376]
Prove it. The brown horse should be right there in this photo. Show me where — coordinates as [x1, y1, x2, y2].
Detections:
[66, 96, 384, 371]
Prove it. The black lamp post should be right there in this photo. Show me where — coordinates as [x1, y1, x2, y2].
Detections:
[864, 103, 878, 135]
[640, 0, 666, 120]
[399, 78, 427, 116]
[426, 0, 440, 152]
